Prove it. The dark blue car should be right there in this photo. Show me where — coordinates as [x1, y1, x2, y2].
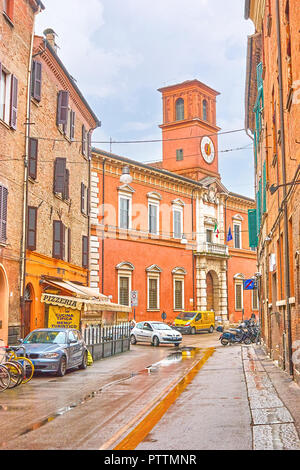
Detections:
[20, 328, 88, 377]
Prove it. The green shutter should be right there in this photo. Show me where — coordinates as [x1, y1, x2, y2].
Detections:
[256, 180, 262, 234]
[263, 161, 267, 213]
[248, 209, 258, 248]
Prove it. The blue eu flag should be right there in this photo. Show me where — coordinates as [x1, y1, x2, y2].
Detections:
[227, 226, 233, 242]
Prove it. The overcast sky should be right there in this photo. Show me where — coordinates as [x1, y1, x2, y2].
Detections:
[36, 0, 255, 197]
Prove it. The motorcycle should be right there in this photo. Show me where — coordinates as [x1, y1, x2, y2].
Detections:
[219, 328, 252, 346]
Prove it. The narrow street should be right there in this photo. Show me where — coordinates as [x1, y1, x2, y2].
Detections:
[1, 334, 299, 451]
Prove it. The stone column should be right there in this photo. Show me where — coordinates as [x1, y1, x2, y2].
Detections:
[219, 262, 228, 322]
[196, 257, 207, 311]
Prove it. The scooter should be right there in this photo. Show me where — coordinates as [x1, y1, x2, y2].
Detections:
[219, 328, 252, 346]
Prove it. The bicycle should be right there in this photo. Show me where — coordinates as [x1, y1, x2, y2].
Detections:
[0, 364, 11, 392]
[0, 341, 24, 389]
[2, 345, 34, 384]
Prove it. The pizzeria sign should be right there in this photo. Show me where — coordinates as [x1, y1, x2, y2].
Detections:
[41, 294, 83, 310]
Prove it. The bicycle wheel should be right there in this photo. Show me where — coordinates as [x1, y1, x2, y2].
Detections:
[17, 357, 34, 384]
[0, 365, 11, 392]
[4, 361, 23, 388]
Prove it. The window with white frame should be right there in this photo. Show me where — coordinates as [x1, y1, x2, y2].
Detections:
[119, 194, 131, 230]
[174, 280, 183, 310]
[116, 262, 134, 306]
[147, 192, 161, 236]
[235, 283, 243, 310]
[252, 289, 259, 310]
[146, 265, 161, 310]
[172, 267, 186, 310]
[149, 202, 159, 235]
[233, 223, 242, 249]
[0, 67, 11, 124]
[172, 201, 184, 239]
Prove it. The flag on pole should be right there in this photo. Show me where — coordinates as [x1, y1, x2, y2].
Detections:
[227, 226, 233, 242]
[214, 222, 219, 239]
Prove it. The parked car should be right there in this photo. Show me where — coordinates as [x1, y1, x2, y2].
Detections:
[20, 328, 88, 377]
[173, 311, 215, 335]
[130, 321, 182, 347]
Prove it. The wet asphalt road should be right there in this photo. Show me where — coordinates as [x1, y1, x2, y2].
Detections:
[0, 333, 299, 450]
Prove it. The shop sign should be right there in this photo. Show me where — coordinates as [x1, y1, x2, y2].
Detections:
[42, 294, 82, 310]
[48, 306, 81, 330]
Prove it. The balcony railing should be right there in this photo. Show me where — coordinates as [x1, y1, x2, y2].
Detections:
[198, 242, 229, 257]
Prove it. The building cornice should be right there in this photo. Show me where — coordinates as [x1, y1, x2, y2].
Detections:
[34, 37, 100, 128]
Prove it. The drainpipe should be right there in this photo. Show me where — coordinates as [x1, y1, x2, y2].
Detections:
[20, 9, 40, 338]
[275, 0, 293, 377]
[101, 158, 106, 294]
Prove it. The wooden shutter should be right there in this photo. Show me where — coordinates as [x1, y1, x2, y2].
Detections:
[64, 168, 69, 200]
[27, 207, 37, 251]
[119, 277, 129, 306]
[149, 278, 158, 310]
[87, 187, 90, 216]
[175, 280, 183, 310]
[32, 60, 42, 101]
[248, 209, 258, 248]
[82, 125, 87, 156]
[10, 75, 18, 130]
[57, 90, 69, 126]
[82, 235, 88, 268]
[235, 284, 242, 310]
[81, 183, 85, 213]
[88, 132, 91, 159]
[53, 221, 65, 260]
[70, 110, 75, 140]
[0, 185, 8, 243]
[28, 138, 38, 179]
[53, 158, 66, 194]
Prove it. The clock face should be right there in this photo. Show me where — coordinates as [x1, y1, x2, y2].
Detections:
[201, 136, 215, 164]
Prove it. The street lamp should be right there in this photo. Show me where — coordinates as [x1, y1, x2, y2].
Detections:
[269, 180, 300, 195]
[120, 166, 133, 184]
[181, 234, 188, 245]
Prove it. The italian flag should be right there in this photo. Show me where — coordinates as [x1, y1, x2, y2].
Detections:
[214, 223, 219, 238]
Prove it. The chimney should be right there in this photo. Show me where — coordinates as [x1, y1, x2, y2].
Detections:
[43, 28, 59, 53]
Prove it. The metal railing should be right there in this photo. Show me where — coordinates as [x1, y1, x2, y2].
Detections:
[83, 323, 131, 361]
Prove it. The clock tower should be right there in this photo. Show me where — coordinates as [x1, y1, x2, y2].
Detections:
[158, 80, 221, 181]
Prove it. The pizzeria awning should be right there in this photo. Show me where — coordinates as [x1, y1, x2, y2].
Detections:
[41, 293, 131, 314]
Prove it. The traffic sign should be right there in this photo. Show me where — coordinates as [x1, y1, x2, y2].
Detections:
[131, 291, 138, 307]
[243, 279, 257, 290]
[161, 312, 167, 321]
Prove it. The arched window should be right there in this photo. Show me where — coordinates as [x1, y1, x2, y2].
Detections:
[203, 99, 208, 121]
[175, 98, 184, 121]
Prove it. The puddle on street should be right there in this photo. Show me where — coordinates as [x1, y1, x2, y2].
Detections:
[0, 347, 201, 444]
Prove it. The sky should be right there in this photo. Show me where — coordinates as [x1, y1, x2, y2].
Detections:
[36, 0, 255, 197]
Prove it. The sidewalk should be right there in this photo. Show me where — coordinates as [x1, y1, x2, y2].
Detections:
[137, 343, 300, 450]
[246, 345, 300, 449]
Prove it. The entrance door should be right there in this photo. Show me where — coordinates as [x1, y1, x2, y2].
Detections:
[206, 273, 214, 311]
[23, 285, 32, 338]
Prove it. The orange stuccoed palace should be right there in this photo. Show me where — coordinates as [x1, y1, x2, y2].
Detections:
[91, 80, 258, 325]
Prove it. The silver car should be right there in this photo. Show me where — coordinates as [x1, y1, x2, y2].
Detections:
[130, 321, 182, 347]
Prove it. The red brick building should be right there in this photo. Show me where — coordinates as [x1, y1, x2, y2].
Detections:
[245, 0, 300, 383]
[0, 0, 44, 344]
[91, 80, 257, 324]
